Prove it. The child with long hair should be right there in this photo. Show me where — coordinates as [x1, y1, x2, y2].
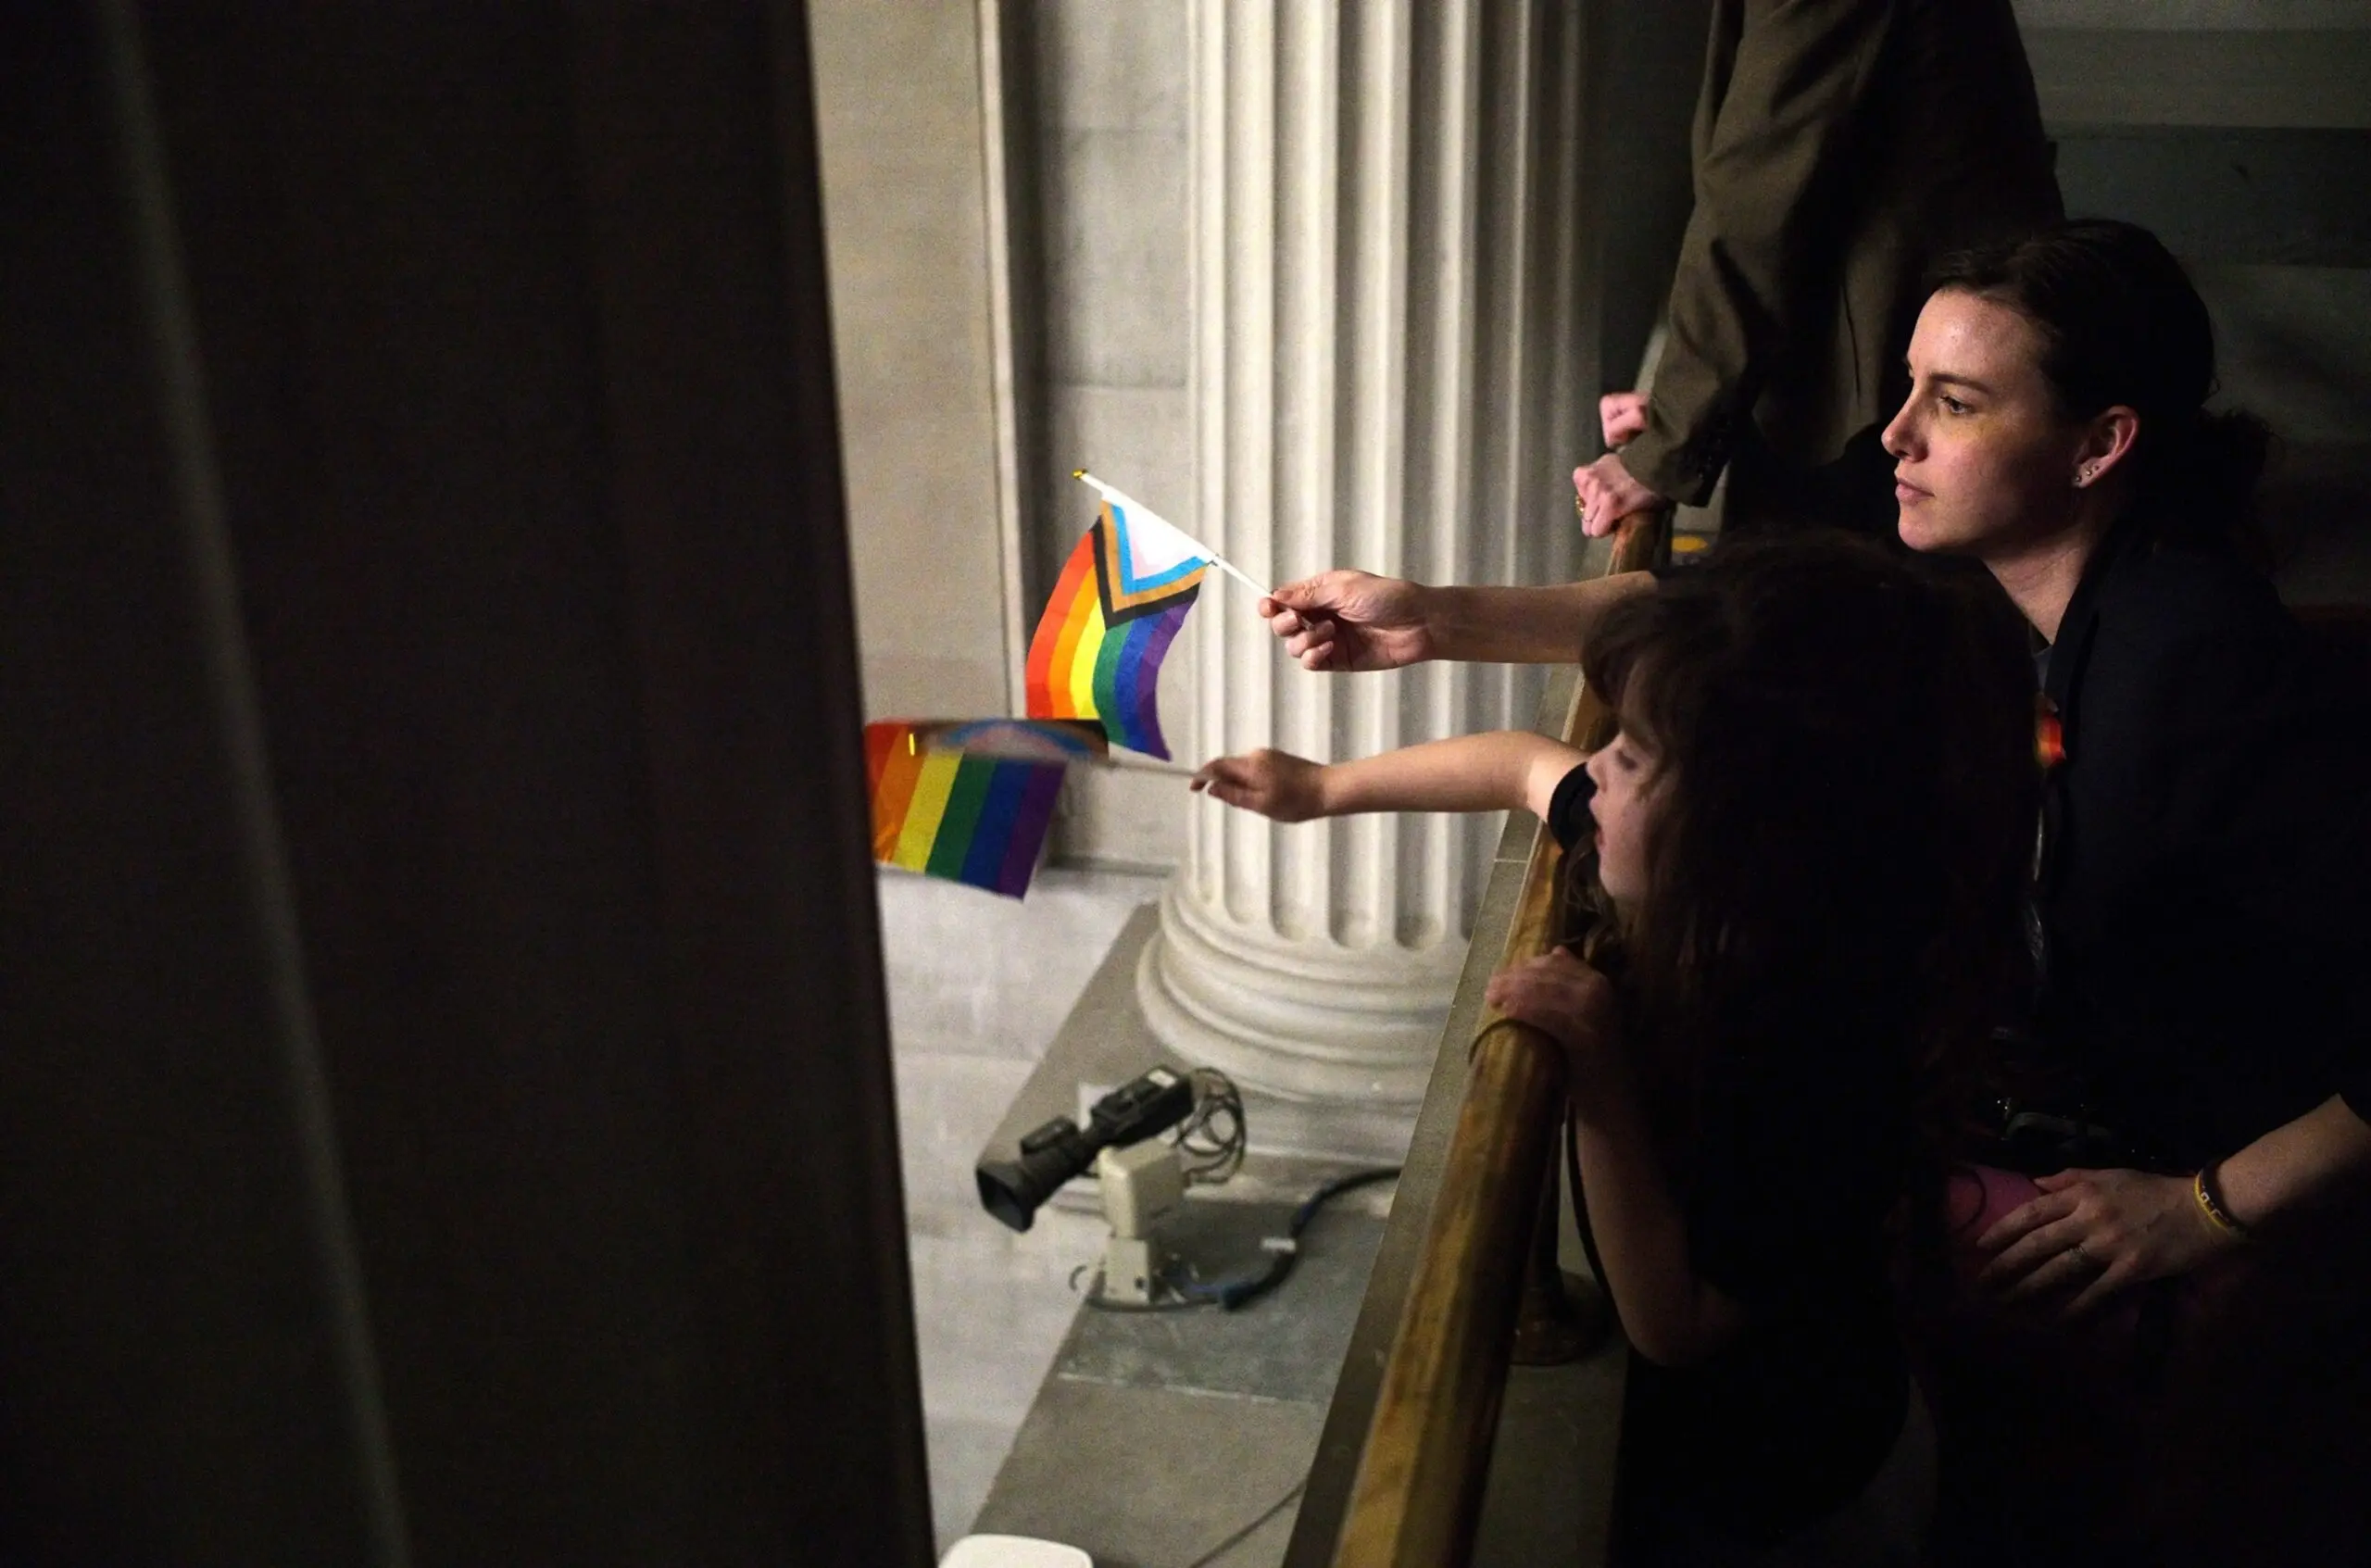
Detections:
[1192, 534, 2036, 1564]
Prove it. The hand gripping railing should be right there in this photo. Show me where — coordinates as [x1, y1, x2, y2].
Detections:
[1322, 515, 1664, 1568]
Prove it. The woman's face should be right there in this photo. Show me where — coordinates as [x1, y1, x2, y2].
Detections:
[1883, 290, 2092, 559]
[1586, 729, 1661, 907]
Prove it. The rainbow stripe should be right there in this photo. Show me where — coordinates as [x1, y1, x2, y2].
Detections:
[865, 721, 1067, 897]
[1024, 508, 1202, 759]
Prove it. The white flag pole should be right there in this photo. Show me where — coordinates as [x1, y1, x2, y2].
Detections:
[1198, 554, 1270, 596]
[1073, 470, 1270, 598]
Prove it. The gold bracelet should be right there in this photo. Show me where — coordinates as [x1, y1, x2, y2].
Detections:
[2192, 1164, 2253, 1242]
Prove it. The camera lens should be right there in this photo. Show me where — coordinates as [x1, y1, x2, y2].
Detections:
[974, 1139, 1088, 1233]
[974, 1159, 1040, 1232]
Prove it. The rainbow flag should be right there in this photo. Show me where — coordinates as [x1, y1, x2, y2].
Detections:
[1025, 493, 1212, 759]
[865, 721, 1091, 897]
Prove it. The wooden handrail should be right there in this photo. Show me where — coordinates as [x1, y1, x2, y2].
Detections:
[1330, 514, 1665, 1568]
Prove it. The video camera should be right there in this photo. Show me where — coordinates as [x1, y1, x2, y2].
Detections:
[974, 1066, 1198, 1233]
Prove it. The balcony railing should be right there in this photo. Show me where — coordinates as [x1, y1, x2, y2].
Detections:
[1283, 515, 1665, 1568]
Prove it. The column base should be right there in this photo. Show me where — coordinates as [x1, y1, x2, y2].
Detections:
[1134, 880, 1467, 1165]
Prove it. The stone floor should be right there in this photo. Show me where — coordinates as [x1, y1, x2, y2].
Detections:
[877, 862, 1163, 1553]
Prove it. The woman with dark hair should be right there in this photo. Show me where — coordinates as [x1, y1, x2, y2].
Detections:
[1193, 536, 2039, 1564]
[1887, 220, 2371, 1279]
[1885, 218, 2371, 1564]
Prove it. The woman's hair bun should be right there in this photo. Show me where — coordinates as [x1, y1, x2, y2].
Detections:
[2145, 408, 2272, 548]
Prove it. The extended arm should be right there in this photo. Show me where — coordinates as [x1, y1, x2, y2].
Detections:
[1261, 569, 1654, 671]
[1424, 575, 1656, 665]
[1190, 731, 1584, 823]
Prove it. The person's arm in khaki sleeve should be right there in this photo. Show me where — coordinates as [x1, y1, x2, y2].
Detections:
[1582, 0, 1895, 534]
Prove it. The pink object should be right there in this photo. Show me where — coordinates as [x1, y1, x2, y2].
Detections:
[1942, 1162, 2145, 1341]
[1945, 1164, 2041, 1286]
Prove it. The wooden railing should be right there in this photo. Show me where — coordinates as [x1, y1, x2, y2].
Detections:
[1284, 514, 1665, 1568]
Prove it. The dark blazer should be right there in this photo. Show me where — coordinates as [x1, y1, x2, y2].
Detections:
[2034, 518, 2371, 1169]
[1622, 0, 2063, 507]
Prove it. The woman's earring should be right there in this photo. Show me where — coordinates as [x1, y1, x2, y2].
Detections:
[2076, 463, 2098, 487]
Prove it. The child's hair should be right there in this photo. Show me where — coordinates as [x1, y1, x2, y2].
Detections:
[1578, 535, 2037, 1162]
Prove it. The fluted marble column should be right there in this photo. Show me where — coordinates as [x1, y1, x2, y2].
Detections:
[1135, 0, 1589, 1160]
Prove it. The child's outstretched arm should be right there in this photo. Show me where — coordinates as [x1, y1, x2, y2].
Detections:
[1188, 731, 1585, 823]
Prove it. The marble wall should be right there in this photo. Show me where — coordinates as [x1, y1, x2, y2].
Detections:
[809, 0, 1017, 722]
[1032, 1, 1193, 570]
[1029, 0, 1202, 869]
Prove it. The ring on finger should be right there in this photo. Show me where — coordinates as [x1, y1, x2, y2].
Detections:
[2065, 1240, 2094, 1270]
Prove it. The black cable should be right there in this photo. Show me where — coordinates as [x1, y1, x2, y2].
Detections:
[1184, 1165, 1401, 1311]
[1178, 1476, 1307, 1568]
[1068, 1165, 1403, 1314]
[1292, 1164, 1404, 1229]
[1564, 1103, 1613, 1315]
[1173, 1067, 1247, 1185]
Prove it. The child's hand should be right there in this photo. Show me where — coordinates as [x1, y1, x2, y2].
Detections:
[1486, 949, 1621, 1093]
[1189, 748, 1327, 822]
